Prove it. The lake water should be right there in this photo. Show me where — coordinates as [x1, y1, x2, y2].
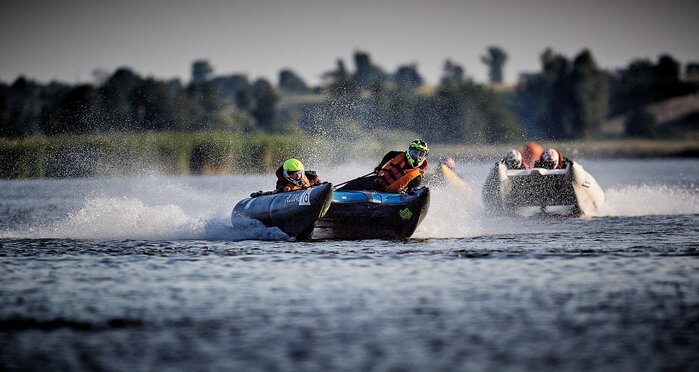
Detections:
[1, 158, 698, 371]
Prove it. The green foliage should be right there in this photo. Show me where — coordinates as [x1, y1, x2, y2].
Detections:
[212, 74, 253, 110]
[393, 64, 423, 92]
[251, 79, 279, 132]
[516, 48, 610, 140]
[419, 83, 522, 143]
[353, 51, 385, 90]
[440, 60, 466, 86]
[686, 63, 699, 76]
[191, 60, 214, 85]
[609, 54, 697, 118]
[97, 67, 140, 132]
[53, 84, 99, 134]
[20, 49, 693, 154]
[481, 46, 508, 84]
[3, 77, 49, 137]
[0, 132, 310, 179]
[278, 69, 310, 94]
[571, 50, 610, 138]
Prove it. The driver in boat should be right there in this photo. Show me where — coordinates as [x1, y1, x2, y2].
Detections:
[338, 139, 429, 193]
[533, 148, 568, 169]
[503, 149, 526, 170]
[275, 158, 322, 192]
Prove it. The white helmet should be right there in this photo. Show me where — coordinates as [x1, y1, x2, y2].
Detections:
[541, 148, 560, 169]
[505, 149, 523, 169]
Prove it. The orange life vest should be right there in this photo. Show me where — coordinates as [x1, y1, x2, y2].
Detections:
[376, 153, 427, 192]
[275, 167, 317, 191]
[286, 174, 311, 191]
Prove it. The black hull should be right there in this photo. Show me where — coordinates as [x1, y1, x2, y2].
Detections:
[231, 183, 333, 239]
[315, 187, 430, 240]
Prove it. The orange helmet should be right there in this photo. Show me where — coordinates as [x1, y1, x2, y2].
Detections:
[521, 142, 544, 168]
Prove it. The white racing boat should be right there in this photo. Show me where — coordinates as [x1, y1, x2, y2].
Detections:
[482, 160, 604, 217]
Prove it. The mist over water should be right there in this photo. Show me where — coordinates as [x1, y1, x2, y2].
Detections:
[1, 159, 697, 241]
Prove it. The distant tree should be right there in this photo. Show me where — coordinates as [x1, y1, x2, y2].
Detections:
[212, 74, 253, 110]
[53, 84, 98, 134]
[655, 54, 680, 81]
[625, 59, 655, 82]
[191, 60, 214, 85]
[188, 61, 224, 131]
[609, 54, 698, 118]
[481, 46, 508, 84]
[440, 59, 466, 86]
[0, 83, 12, 137]
[393, 64, 423, 92]
[131, 78, 178, 131]
[91, 68, 110, 86]
[323, 59, 349, 83]
[172, 86, 196, 132]
[38, 82, 72, 134]
[570, 49, 609, 138]
[540, 48, 575, 139]
[98, 67, 142, 131]
[252, 78, 279, 132]
[235, 87, 253, 112]
[278, 69, 310, 94]
[322, 59, 360, 119]
[686, 62, 699, 76]
[353, 51, 385, 90]
[5, 77, 45, 137]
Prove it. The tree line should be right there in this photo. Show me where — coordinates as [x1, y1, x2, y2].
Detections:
[2, 47, 698, 142]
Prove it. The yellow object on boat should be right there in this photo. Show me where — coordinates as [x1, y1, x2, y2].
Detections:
[441, 163, 472, 195]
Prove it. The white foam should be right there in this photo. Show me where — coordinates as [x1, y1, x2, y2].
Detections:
[599, 185, 699, 217]
[2, 161, 697, 241]
[56, 197, 203, 240]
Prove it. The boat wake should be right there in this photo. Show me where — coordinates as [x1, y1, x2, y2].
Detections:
[1, 171, 697, 241]
[0, 196, 287, 241]
[599, 184, 699, 217]
[415, 182, 699, 238]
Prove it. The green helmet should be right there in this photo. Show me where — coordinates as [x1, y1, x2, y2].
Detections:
[406, 139, 429, 167]
[283, 158, 304, 172]
[409, 139, 429, 153]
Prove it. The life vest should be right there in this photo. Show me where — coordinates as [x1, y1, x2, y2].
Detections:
[376, 152, 427, 192]
[275, 167, 317, 191]
[286, 174, 311, 191]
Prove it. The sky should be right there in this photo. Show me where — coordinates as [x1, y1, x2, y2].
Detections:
[1, 0, 698, 86]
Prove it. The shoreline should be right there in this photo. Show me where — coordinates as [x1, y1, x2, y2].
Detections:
[1, 135, 698, 179]
[432, 138, 699, 162]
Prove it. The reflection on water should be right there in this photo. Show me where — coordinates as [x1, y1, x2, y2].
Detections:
[0, 159, 698, 371]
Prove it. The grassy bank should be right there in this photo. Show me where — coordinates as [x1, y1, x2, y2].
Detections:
[0, 130, 416, 179]
[0, 132, 308, 179]
[1, 134, 698, 179]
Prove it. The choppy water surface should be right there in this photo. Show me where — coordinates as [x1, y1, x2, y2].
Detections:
[1, 159, 698, 371]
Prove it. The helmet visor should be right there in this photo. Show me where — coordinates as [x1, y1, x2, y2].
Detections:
[283, 170, 304, 186]
[409, 148, 427, 165]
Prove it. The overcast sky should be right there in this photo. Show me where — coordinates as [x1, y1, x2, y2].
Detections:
[2, 0, 698, 86]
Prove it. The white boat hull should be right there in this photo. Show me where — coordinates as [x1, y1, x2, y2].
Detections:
[482, 161, 604, 217]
